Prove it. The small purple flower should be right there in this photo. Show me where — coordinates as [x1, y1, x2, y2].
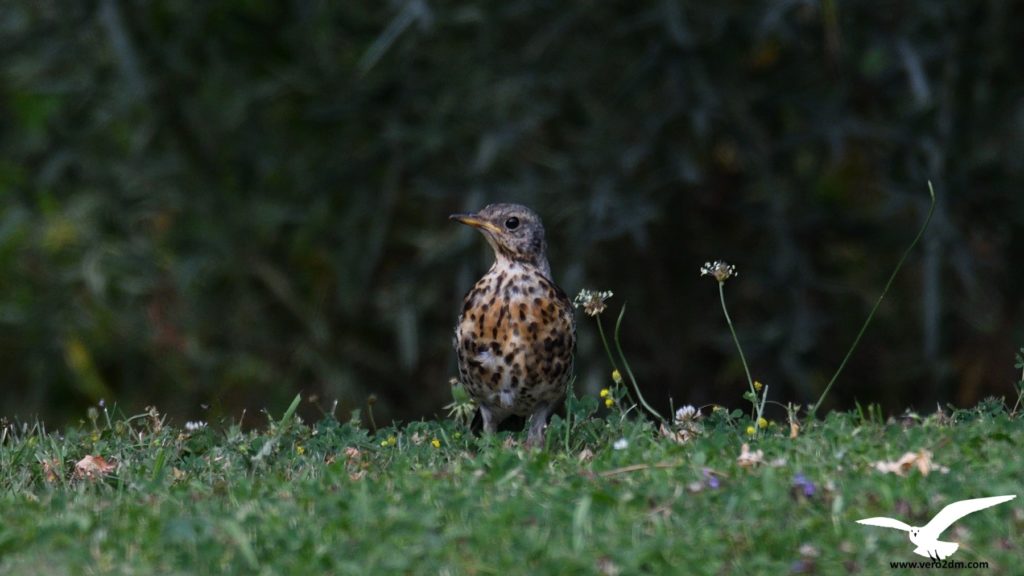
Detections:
[792, 473, 816, 497]
[98, 399, 105, 408]
[703, 469, 720, 490]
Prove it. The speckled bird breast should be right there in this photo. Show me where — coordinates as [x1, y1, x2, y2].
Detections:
[454, 262, 576, 418]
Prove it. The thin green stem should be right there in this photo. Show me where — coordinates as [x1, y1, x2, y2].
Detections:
[595, 316, 621, 375]
[593, 315, 630, 401]
[809, 181, 938, 418]
[1012, 363, 1024, 415]
[596, 316, 633, 405]
[564, 380, 574, 452]
[758, 384, 769, 427]
[613, 304, 665, 422]
[718, 281, 757, 422]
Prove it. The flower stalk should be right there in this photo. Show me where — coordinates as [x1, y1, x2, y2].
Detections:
[703, 260, 766, 435]
[574, 289, 664, 422]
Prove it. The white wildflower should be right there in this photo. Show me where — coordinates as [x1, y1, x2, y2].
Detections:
[572, 289, 614, 317]
[674, 405, 701, 423]
[700, 260, 737, 283]
[185, 420, 207, 432]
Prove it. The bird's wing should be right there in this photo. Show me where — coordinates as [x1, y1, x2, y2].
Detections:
[920, 495, 1017, 540]
[856, 517, 913, 531]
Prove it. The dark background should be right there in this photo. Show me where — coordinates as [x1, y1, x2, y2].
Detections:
[2, 1, 1022, 426]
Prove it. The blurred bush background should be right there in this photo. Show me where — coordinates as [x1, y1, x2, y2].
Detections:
[1, 1, 1022, 425]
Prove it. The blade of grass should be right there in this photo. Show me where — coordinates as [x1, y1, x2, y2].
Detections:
[279, 393, 302, 426]
[809, 181, 937, 418]
[613, 304, 664, 422]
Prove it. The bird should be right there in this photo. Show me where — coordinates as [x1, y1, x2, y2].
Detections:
[450, 203, 576, 447]
[856, 495, 1016, 560]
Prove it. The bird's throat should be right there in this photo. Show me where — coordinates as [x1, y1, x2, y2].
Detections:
[490, 252, 552, 283]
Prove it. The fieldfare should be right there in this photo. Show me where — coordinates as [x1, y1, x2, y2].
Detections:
[451, 203, 576, 447]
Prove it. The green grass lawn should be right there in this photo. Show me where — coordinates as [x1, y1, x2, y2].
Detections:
[1, 396, 1021, 575]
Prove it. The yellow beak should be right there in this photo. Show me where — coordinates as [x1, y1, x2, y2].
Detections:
[450, 213, 503, 235]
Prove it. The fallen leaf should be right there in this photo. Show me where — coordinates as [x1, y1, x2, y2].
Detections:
[73, 454, 116, 479]
[737, 443, 764, 468]
[872, 449, 948, 476]
[659, 423, 701, 445]
[40, 459, 62, 483]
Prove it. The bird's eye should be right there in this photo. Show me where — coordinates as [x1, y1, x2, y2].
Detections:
[505, 217, 520, 230]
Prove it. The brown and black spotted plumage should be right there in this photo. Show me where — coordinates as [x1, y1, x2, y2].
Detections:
[451, 203, 576, 447]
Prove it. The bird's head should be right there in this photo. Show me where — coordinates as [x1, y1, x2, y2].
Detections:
[450, 203, 550, 274]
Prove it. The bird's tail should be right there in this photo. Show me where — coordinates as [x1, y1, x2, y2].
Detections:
[914, 541, 958, 561]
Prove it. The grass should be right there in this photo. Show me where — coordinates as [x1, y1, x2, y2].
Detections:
[2, 182, 996, 574]
[1, 396, 1021, 575]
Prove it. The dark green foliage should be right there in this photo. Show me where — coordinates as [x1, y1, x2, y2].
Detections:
[0, 2, 1022, 424]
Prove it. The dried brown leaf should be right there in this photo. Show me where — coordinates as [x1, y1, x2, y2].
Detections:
[872, 449, 948, 476]
[73, 454, 116, 479]
[41, 459, 62, 483]
[737, 443, 764, 468]
[659, 423, 700, 445]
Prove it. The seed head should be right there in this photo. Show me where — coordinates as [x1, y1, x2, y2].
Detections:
[573, 289, 613, 317]
[185, 420, 207, 432]
[700, 261, 737, 283]
[674, 405, 701, 424]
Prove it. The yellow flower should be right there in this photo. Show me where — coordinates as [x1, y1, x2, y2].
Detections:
[380, 435, 397, 447]
[611, 369, 623, 384]
[604, 397, 614, 408]
[757, 417, 768, 429]
[754, 380, 763, 391]
[746, 426, 756, 436]
[296, 445, 306, 455]
[431, 438, 441, 449]
[599, 388, 610, 398]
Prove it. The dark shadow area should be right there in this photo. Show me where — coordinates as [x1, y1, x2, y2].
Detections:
[1, 2, 1022, 425]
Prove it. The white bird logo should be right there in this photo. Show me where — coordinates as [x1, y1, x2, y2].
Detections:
[857, 495, 1016, 560]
